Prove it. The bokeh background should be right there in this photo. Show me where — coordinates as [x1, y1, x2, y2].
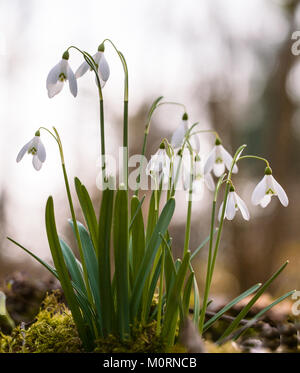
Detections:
[0, 0, 299, 300]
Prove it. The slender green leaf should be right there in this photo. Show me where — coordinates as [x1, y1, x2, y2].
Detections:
[131, 198, 175, 321]
[162, 251, 191, 345]
[113, 188, 130, 339]
[145, 191, 157, 244]
[69, 220, 101, 325]
[232, 290, 296, 341]
[45, 197, 92, 350]
[203, 283, 262, 332]
[131, 195, 145, 282]
[98, 188, 115, 336]
[59, 237, 86, 295]
[129, 195, 145, 231]
[219, 261, 289, 341]
[193, 275, 200, 326]
[182, 272, 194, 318]
[75, 177, 98, 251]
[161, 234, 176, 299]
[144, 255, 162, 322]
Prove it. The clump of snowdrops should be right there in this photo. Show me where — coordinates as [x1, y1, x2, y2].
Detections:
[9, 39, 294, 351]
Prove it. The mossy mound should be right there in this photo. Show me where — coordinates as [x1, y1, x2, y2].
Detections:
[0, 291, 82, 353]
[0, 292, 169, 353]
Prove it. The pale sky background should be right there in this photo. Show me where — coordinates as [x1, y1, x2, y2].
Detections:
[0, 0, 297, 265]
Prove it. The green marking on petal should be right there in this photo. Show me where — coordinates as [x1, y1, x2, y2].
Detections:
[266, 188, 275, 195]
[59, 73, 66, 82]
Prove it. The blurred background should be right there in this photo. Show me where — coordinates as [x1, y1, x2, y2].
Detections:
[0, 0, 299, 301]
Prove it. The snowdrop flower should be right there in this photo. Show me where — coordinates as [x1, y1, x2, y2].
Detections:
[75, 43, 110, 88]
[251, 167, 288, 208]
[171, 113, 200, 152]
[182, 153, 215, 199]
[146, 143, 170, 186]
[204, 138, 238, 177]
[46, 51, 77, 98]
[16, 131, 46, 171]
[218, 186, 250, 221]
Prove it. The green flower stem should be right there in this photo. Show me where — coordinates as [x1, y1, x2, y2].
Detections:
[68, 45, 106, 182]
[237, 155, 270, 168]
[156, 245, 165, 336]
[183, 147, 194, 257]
[198, 145, 246, 335]
[99, 97, 106, 182]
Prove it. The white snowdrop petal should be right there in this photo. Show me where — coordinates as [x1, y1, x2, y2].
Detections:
[98, 53, 110, 82]
[260, 194, 271, 208]
[235, 193, 250, 221]
[47, 81, 64, 98]
[46, 61, 61, 86]
[226, 192, 236, 220]
[221, 145, 238, 173]
[193, 179, 204, 199]
[204, 173, 215, 191]
[204, 148, 216, 175]
[251, 176, 267, 205]
[75, 61, 90, 78]
[272, 177, 289, 207]
[37, 140, 46, 163]
[67, 66, 78, 97]
[16, 141, 31, 162]
[32, 155, 42, 171]
[171, 123, 186, 148]
[213, 162, 225, 177]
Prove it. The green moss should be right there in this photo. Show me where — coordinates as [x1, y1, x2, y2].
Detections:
[94, 322, 167, 353]
[0, 291, 82, 353]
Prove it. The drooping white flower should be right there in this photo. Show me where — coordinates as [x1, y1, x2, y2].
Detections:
[204, 139, 238, 177]
[16, 131, 46, 171]
[171, 113, 200, 152]
[146, 144, 170, 186]
[218, 187, 250, 221]
[182, 153, 215, 199]
[75, 44, 110, 88]
[46, 51, 77, 98]
[251, 168, 288, 208]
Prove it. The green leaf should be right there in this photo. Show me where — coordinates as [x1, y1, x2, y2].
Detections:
[145, 191, 157, 245]
[69, 220, 101, 327]
[130, 195, 145, 282]
[8, 237, 96, 334]
[219, 261, 289, 341]
[45, 196, 92, 350]
[98, 188, 115, 336]
[75, 177, 98, 251]
[203, 283, 262, 332]
[232, 290, 296, 341]
[182, 272, 194, 318]
[160, 234, 176, 299]
[144, 254, 162, 322]
[129, 195, 145, 231]
[7, 237, 58, 278]
[130, 198, 175, 321]
[113, 188, 130, 339]
[59, 237, 86, 296]
[192, 275, 200, 326]
[162, 251, 191, 345]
